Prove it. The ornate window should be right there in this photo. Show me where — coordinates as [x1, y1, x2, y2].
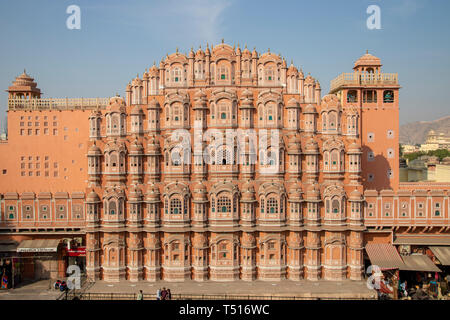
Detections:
[217, 196, 232, 213]
[170, 198, 182, 214]
[267, 197, 278, 214]
[171, 67, 181, 83]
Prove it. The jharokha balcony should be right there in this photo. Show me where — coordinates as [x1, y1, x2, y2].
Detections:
[8, 97, 110, 111]
[330, 72, 399, 93]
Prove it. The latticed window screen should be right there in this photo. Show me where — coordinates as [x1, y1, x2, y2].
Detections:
[217, 196, 232, 213]
[267, 197, 278, 214]
[170, 198, 182, 214]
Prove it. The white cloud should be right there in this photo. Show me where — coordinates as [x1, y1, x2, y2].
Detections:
[166, 0, 232, 42]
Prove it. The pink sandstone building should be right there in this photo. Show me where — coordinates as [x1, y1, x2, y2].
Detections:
[0, 42, 448, 282]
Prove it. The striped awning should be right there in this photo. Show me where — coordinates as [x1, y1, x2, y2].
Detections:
[400, 254, 441, 272]
[430, 247, 450, 266]
[365, 243, 405, 270]
[17, 239, 61, 253]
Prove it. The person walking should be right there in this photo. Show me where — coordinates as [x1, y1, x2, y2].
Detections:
[156, 288, 161, 300]
[167, 288, 172, 300]
[161, 287, 168, 300]
[137, 290, 144, 300]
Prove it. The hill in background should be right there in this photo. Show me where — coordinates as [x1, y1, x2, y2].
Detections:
[399, 115, 450, 145]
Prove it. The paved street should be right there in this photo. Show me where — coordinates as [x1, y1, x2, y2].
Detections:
[87, 279, 377, 299]
[0, 279, 377, 300]
[0, 280, 63, 300]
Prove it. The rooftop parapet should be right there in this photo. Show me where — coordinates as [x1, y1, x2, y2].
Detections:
[8, 97, 110, 111]
[330, 72, 399, 93]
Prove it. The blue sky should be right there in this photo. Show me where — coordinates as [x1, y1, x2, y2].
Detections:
[0, 0, 449, 128]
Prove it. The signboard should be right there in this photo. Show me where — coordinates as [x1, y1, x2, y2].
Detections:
[67, 247, 86, 257]
[17, 247, 58, 253]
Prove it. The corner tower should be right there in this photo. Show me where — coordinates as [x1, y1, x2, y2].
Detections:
[330, 52, 401, 191]
[7, 70, 42, 99]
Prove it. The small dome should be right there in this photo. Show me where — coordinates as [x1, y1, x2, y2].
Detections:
[306, 183, 320, 200]
[304, 74, 315, 84]
[108, 96, 126, 112]
[194, 89, 207, 100]
[131, 76, 142, 86]
[129, 187, 143, 201]
[287, 63, 298, 75]
[148, 98, 160, 109]
[347, 142, 361, 153]
[146, 184, 161, 201]
[305, 138, 319, 152]
[149, 64, 159, 77]
[147, 135, 161, 153]
[87, 190, 100, 202]
[287, 182, 303, 199]
[188, 48, 195, 58]
[304, 104, 317, 114]
[241, 181, 255, 201]
[288, 135, 302, 152]
[130, 137, 143, 154]
[287, 97, 299, 108]
[349, 189, 363, 201]
[251, 47, 258, 58]
[242, 45, 251, 57]
[195, 47, 205, 58]
[131, 104, 142, 115]
[88, 143, 102, 155]
[354, 52, 381, 69]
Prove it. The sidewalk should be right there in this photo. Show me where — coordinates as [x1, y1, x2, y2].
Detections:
[0, 280, 63, 300]
[87, 279, 377, 300]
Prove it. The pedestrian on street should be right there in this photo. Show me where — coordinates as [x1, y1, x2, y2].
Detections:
[137, 290, 144, 300]
[167, 288, 172, 300]
[161, 287, 168, 300]
[156, 288, 161, 300]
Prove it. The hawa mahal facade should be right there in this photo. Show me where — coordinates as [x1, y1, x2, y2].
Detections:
[0, 42, 448, 282]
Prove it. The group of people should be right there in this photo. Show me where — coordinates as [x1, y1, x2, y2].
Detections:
[136, 287, 173, 300]
[156, 287, 172, 300]
[53, 280, 68, 292]
[376, 271, 449, 300]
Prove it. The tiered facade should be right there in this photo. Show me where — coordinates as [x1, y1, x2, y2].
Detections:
[0, 43, 448, 282]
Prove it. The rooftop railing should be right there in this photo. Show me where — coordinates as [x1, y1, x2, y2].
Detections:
[8, 97, 110, 111]
[330, 72, 398, 92]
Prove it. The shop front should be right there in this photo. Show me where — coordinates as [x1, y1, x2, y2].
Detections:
[16, 239, 65, 280]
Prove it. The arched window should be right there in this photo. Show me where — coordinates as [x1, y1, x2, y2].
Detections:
[332, 199, 340, 214]
[328, 112, 337, 130]
[170, 198, 182, 214]
[171, 148, 182, 166]
[265, 67, 274, 81]
[171, 67, 181, 83]
[109, 201, 116, 215]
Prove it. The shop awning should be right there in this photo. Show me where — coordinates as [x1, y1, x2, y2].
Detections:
[17, 239, 61, 253]
[0, 241, 19, 252]
[400, 254, 441, 272]
[429, 247, 450, 266]
[393, 236, 450, 246]
[365, 243, 405, 270]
